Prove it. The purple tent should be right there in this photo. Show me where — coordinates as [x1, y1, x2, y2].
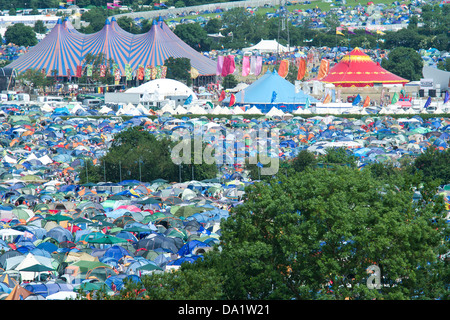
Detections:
[7, 17, 216, 77]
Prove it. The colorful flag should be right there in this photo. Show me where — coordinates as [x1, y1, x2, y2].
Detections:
[317, 59, 330, 80]
[297, 58, 306, 81]
[184, 95, 193, 105]
[218, 90, 226, 102]
[250, 56, 257, 75]
[242, 55, 250, 77]
[271, 91, 277, 103]
[190, 67, 199, 79]
[363, 96, 370, 108]
[216, 55, 224, 76]
[156, 66, 163, 79]
[348, 29, 356, 35]
[352, 94, 362, 106]
[145, 66, 152, 81]
[229, 94, 236, 107]
[125, 64, 132, 80]
[444, 91, 449, 104]
[255, 56, 262, 76]
[100, 65, 106, 77]
[424, 96, 432, 109]
[365, 28, 374, 35]
[76, 65, 82, 77]
[161, 66, 167, 79]
[336, 28, 345, 36]
[323, 94, 331, 104]
[86, 64, 93, 77]
[376, 30, 385, 35]
[114, 68, 121, 85]
[391, 92, 399, 104]
[151, 66, 158, 79]
[138, 65, 144, 80]
[305, 97, 310, 109]
[278, 59, 289, 78]
[221, 55, 235, 77]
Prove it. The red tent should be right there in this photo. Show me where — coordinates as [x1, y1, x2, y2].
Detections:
[320, 47, 409, 87]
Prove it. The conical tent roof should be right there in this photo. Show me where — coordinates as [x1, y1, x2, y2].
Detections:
[8, 18, 84, 76]
[8, 17, 216, 77]
[224, 70, 318, 113]
[319, 47, 409, 87]
[81, 18, 135, 75]
[128, 17, 216, 75]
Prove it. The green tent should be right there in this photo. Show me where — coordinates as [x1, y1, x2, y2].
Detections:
[44, 213, 73, 222]
[136, 263, 163, 272]
[70, 260, 113, 274]
[87, 234, 128, 244]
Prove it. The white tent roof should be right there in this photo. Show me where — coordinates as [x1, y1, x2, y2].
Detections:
[98, 105, 113, 114]
[266, 107, 284, 117]
[126, 78, 198, 100]
[243, 39, 293, 53]
[229, 82, 249, 93]
[219, 107, 232, 115]
[41, 103, 53, 112]
[175, 105, 188, 114]
[245, 106, 262, 114]
[160, 104, 175, 114]
[211, 106, 223, 114]
[188, 105, 207, 114]
[232, 106, 245, 114]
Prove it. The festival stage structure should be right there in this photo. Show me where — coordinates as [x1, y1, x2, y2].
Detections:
[7, 17, 216, 78]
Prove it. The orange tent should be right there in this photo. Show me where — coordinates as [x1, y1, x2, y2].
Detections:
[5, 284, 33, 300]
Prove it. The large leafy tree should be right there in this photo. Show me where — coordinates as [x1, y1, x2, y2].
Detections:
[412, 147, 450, 185]
[383, 28, 425, 50]
[82, 126, 177, 183]
[173, 22, 211, 52]
[80, 126, 218, 184]
[88, 165, 448, 300]
[4, 23, 37, 47]
[116, 16, 141, 34]
[217, 167, 448, 300]
[381, 47, 423, 82]
[164, 57, 192, 87]
[78, 7, 108, 34]
[15, 68, 52, 93]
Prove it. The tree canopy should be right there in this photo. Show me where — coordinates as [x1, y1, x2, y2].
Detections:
[4, 23, 37, 47]
[79, 126, 218, 184]
[381, 47, 423, 82]
[100, 163, 449, 300]
[164, 57, 192, 87]
[412, 147, 450, 186]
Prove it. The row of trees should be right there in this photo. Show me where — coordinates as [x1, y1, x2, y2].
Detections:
[0, 0, 231, 11]
[2, 3, 450, 53]
[79, 126, 219, 184]
[79, 145, 449, 300]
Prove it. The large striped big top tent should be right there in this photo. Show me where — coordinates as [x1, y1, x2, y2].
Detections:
[7, 17, 216, 77]
[319, 47, 409, 87]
